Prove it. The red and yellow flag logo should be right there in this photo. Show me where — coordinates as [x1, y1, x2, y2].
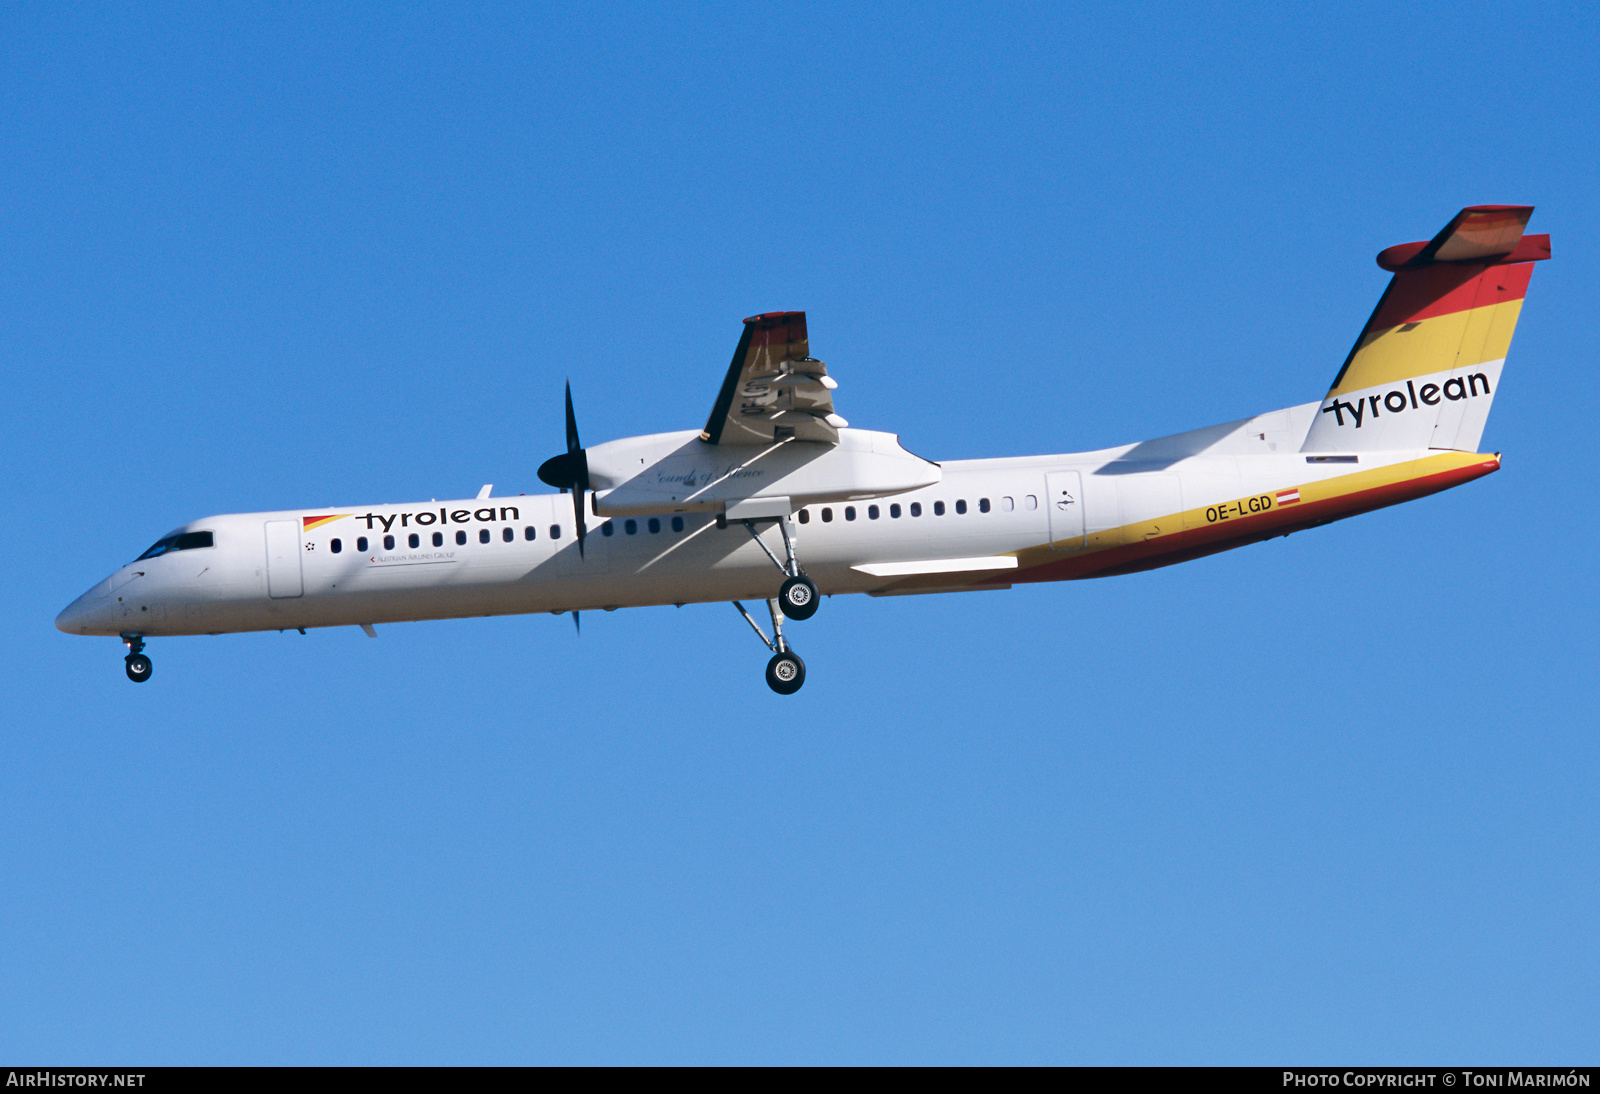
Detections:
[302, 514, 343, 532]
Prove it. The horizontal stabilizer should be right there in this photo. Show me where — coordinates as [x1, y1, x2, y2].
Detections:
[1376, 205, 1539, 269]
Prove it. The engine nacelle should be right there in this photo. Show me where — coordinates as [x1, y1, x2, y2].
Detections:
[586, 429, 940, 517]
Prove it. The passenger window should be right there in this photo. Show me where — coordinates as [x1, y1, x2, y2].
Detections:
[648, 517, 660, 533]
[890, 504, 901, 518]
[550, 525, 561, 539]
[625, 519, 637, 535]
[955, 499, 967, 514]
[479, 528, 491, 544]
[671, 516, 684, 533]
[408, 533, 420, 548]
[910, 502, 922, 517]
[933, 501, 945, 516]
[822, 508, 833, 522]
[456, 530, 468, 545]
[798, 509, 810, 524]
[979, 498, 991, 513]
[869, 505, 880, 519]
[1025, 495, 1038, 510]
[331, 538, 342, 554]
[433, 532, 444, 547]
[383, 534, 395, 551]
[357, 537, 368, 552]
[845, 506, 856, 521]
[602, 522, 614, 537]
[1002, 496, 1015, 512]
[524, 526, 536, 540]
[503, 527, 514, 542]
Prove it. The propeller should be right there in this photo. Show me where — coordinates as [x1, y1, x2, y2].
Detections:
[537, 381, 590, 557]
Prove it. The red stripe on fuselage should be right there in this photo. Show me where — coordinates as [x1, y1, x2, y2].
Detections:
[997, 456, 1500, 584]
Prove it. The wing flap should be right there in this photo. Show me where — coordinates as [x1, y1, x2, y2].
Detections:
[701, 311, 844, 446]
[853, 556, 1018, 577]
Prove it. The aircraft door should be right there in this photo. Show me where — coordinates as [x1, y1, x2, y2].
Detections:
[1046, 471, 1085, 550]
[264, 520, 304, 598]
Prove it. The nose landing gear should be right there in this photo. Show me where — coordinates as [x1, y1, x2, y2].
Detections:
[121, 634, 153, 683]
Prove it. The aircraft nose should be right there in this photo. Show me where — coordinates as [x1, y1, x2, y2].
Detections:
[56, 583, 115, 635]
[55, 597, 85, 634]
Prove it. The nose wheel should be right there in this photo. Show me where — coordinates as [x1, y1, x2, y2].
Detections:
[121, 633, 152, 683]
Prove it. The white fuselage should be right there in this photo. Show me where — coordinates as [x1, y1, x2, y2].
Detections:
[56, 405, 1489, 642]
[60, 457, 1054, 637]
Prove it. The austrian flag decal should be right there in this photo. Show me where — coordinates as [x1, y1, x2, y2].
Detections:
[1276, 489, 1301, 506]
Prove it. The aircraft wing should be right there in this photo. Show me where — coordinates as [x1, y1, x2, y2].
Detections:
[700, 311, 847, 446]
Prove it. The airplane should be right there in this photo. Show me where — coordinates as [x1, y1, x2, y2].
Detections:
[57, 205, 1549, 694]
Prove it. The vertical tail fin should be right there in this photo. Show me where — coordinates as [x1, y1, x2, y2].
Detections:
[1301, 206, 1550, 454]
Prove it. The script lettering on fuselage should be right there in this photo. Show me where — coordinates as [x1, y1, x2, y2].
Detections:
[1320, 374, 1491, 428]
[655, 465, 766, 487]
[357, 506, 521, 531]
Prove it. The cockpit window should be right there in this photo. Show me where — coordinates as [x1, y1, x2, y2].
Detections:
[135, 530, 215, 561]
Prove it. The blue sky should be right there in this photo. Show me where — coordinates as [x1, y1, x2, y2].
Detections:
[6, 0, 1598, 1063]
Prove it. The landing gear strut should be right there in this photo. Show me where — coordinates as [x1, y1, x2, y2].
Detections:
[733, 599, 807, 695]
[122, 633, 152, 683]
[741, 516, 819, 620]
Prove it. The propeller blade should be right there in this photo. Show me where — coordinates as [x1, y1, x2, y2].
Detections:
[572, 609, 580, 636]
[538, 380, 592, 558]
[565, 381, 581, 456]
[573, 488, 587, 557]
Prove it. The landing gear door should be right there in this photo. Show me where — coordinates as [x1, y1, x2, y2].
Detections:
[265, 520, 304, 598]
[1047, 471, 1085, 551]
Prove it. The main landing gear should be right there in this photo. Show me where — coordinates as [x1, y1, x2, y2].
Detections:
[122, 633, 152, 683]
[733, 599, 807, 695]
[731, 512, 819, 693]
[741, 516, 819, 621]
